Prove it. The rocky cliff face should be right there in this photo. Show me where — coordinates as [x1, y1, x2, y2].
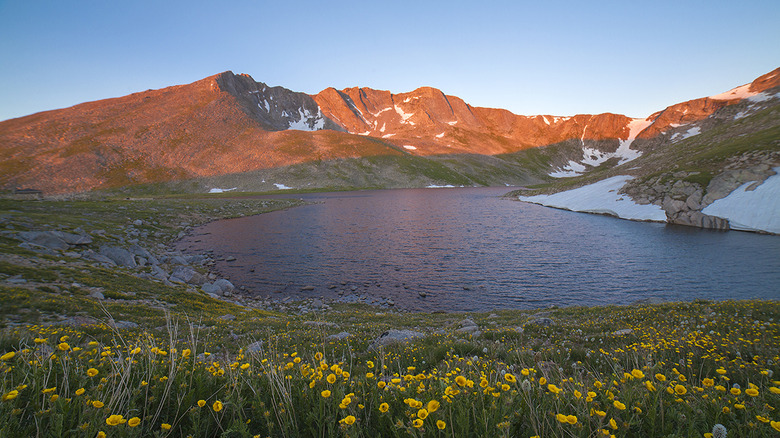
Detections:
[215, 72, 343, 132]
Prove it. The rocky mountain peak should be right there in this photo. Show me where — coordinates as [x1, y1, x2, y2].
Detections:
[215, 71, 341, 132]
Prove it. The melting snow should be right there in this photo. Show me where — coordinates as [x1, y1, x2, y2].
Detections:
[287, 108, 325, 132]
[549, 118, 652, 177]
[208, 187, 237, 193]
[542, 116, 550, 125]
[382, 133, 395, 138]
[549, 160, 586, 178]
[519, 176, 667, 222]
[671, 126, 701, 143]
[394, 105, 415, 124]
[426, 185, 458, 188]
[274, 183, 293, 190]
[371, 107, 393, 117]
[710, 84, 759, 101]
[701, 167, 780, 234]
[435, 132, 445, 138]
[447, 121, 458, 126]
[403, 145, 417, 150]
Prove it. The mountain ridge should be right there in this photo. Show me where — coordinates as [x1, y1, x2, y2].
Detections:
[1, 67, 778, 195]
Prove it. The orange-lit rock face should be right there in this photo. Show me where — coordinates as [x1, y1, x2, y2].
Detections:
[1, 67, 777, 194]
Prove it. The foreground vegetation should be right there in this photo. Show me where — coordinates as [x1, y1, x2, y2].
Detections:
[1, 300, 779, 437]
[1, 197, 779, 437]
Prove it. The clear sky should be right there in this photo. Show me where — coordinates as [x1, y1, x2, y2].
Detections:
[0, 0, 778, 122]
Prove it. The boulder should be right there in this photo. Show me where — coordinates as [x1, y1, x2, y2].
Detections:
[246, 340, 264, 353]
[99, 246, 137, 268]
[326, 331, 352, 341]
[17, 231, 69, 251]
[524, 317, 555, 328]
[81, 250, 117, 265]
[170, 266, 206, 285]
[213, 279, 235, 296]
[369, 329, 425, 350]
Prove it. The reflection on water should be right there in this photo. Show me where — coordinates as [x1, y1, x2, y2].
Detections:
[175, 187, 780, 312]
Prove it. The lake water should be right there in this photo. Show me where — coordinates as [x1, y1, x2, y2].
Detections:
[175, 187, 780, 312]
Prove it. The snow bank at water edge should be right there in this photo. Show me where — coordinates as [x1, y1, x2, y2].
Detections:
[701, 167, 780, 234]
[208, 187, 237, 193]
[519, 176, 667, 222]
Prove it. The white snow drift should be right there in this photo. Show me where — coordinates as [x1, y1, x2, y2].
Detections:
[701, 167, 780, 234]
[519, 176, 667, 222]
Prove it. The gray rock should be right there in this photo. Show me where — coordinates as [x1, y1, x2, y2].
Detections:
[201, 282, 221, 295]
[6, 275, 26, 284]
[213, 279, 235, 296]
[89, 289, 105, 300]
[326, 331, 352, 341]
[455, 325, 480, 334]
[170, 266, 206, 285]
[219, 314, 236, 321]
[311, 298, 324, 309]
[133, 220, 143, 226]
[112, 320, 139, 329]
[369, 329, 425, 350]
[525, 317, 555, 328]
[17, 231, 70, 250]
[246, 340, 264, 353]
[81, 250, 117, 265]
[52, 231, 92, 245]
[612, 329, 634, 336]
[459, 318, 477, 328]
[99, 246, 137, 268]
[302, 321, 339, 328]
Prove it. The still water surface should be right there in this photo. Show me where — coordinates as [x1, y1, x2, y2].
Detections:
[176, 187, 779, 312]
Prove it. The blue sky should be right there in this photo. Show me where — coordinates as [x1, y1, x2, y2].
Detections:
[0, 0, 778, 122]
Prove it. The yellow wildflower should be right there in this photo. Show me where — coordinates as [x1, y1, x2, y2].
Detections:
[437, 420, 446, 430]
[213, 400, 223, 412]
[128, 417, 140, 427]
[379, 402, 389, 413]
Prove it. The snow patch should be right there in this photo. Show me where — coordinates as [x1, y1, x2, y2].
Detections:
[613, 118, 653, 164]
[382, 133, 395, 138]
[274, 183, 293, 190]
[426, 184, 457, 188]
[549, 160, 586, 178]
[435, 132, 445, 138]
[447, 121, 458, 126]
[357, 131, 371, 136]
[701, 167, 780, 234]
[671, 126, 701, 143]
[542, 116, 550, 125]
[710, 84, 759, 101]
[403, 145, 417, 150]
[208, 187, 237, 194]
[394, 104, 415, 124]
[287, 108, 325, 132]
[519, 176, 667, 222]
[371, 107, 393, 117]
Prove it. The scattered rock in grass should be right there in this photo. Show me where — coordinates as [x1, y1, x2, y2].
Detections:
[525, 317, 555, 327]
[326, 331, 352, 341]
[88, 288, 105, 300]
[301, 285, 315, 291]
[17, 231, 70, 251]
[369, 329, 425, 350]
[219, 314, 236, 321]
[6, 275, 27, 284]
[612, 329, 633, 336]
[246, 340, 264, 353]
[303, 321, 339, 328]
[99, 246, 137, 268]
[111, 320, 139, 329]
